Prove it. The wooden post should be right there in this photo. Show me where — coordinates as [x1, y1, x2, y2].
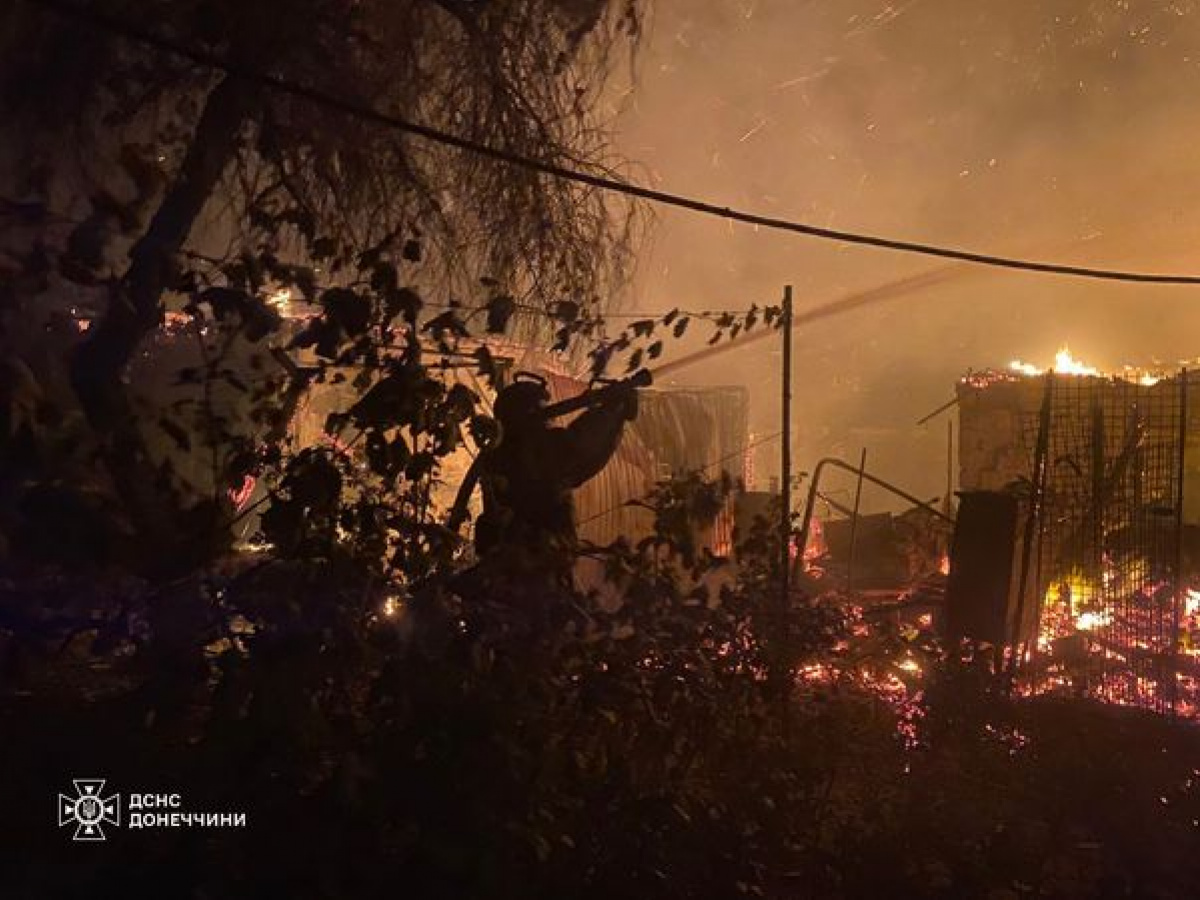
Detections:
[945, 419, 954, 517]
[781, 286, 793, 600]
[1008, 371, 1053, 679]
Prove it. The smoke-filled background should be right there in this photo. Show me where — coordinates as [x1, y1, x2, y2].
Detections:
[610, 0, 1200, 511]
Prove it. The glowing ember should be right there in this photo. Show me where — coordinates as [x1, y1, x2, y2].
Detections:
[801, 517, 827, 572]
[267, 287, 292, 310]
[227, 474, 255, 511]
[1184, 590, 1200, 661]
[1074, 610, 1111, 632]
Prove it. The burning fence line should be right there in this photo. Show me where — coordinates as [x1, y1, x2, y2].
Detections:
[962, 346, 1177, 390]
[1007, 346, 1165, 386]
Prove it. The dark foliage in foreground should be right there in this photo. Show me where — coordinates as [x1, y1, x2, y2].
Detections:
[1, 521, 1199, 899]
[0, 209, 1196, 896]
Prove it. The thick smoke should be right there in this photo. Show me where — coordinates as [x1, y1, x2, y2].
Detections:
[613, 0, 1200, 510]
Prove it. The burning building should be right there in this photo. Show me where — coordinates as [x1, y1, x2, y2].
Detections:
[953, 350, 1200, 716]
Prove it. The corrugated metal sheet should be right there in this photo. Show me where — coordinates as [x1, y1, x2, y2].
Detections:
[541, 372, 657, 547]
[632, 386, 750, 555]
[546, 376, 750, 553]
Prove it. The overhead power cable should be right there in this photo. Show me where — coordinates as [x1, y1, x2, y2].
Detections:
[25, 0, 1200, 287]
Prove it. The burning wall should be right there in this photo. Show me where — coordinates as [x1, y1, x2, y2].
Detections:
[957, 373, 1045, 494]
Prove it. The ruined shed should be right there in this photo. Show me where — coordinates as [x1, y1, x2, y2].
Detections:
[955, 367, 1200, 715]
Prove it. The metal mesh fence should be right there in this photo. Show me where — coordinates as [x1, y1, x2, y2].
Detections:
[1016, 374, 1189, 714]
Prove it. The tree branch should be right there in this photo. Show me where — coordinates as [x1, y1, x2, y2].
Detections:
[69, 74, 254, 564]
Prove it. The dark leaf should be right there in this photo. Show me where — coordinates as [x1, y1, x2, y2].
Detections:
[260, 497, 303, 552]
[365, 431, 391, 478]
[485, 294, 515, 334]
[199, 287, 251, 322]
[552, 326, 571, 353]
[370, 262, 398, 294]
[630, 318, 656, 338]
[320, 287, 371, 337]
[405, 450, 436, 481]
[242, 298, 282, 342]
[552, 300, 579, 323]
[468, 414, 499, 446]
[285, 450, 342, 510]
[291, 266, 318, 300]
[421, 310, 469, 342]
[221, 370, 249, 393]
[310, 236, 338, 260]
[324, 412, 349, 434]
[384, 286, 422, 326]
[445, 383, 478, 419]
[65, 215, 109, 272]
[158, 417, 191, 451]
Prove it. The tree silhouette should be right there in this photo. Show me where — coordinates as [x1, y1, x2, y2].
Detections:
[0, 0, 643, 552]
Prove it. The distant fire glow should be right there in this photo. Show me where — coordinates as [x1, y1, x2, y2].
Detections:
[1009, 345, 1100, 378]
[1008, 346, 1161, 385]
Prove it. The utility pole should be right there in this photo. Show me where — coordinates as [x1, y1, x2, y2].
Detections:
[779, 285, 793, 732]
[780, 286, 793, 605]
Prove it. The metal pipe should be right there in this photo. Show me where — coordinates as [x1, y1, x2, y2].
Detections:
[1172, 368, 1188, 715]
[945, 419, 954, 518]
[795, 455, 955, 580]
[917, 395, 960, 427]
[781, 286, 793, 594]
[540, 368, 652, 420]
[846, 448, 868, 590]
[1009, 371, 1053, 678]
[778, 286, 793, 732]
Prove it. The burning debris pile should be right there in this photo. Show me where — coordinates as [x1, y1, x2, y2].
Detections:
[954, 348, 1200, 717]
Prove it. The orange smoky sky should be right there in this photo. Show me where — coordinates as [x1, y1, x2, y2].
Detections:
[611, 0, 1200, 509]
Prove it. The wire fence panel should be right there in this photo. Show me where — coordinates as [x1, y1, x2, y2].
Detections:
[1018, 374, 1190, 715]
